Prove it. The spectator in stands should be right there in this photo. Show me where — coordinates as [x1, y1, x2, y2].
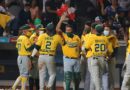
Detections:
[18, 2, 31, 27]
[30, 0, 40, 21]
[45, 0, 63, 26]
[0, 0, 6, 13]
[7, 1, 21, 36]
[118, 0, 130, 9]
[101, 0, 123, 19]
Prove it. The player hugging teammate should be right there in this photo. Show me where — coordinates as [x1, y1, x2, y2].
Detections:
[12, 14, 122, 90]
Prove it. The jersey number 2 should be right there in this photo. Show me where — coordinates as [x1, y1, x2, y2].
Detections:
[46, 41, 51, 49]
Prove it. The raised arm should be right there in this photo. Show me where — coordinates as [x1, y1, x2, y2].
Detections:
[56, 14, 67, 33]
[100, 3, 106, 15]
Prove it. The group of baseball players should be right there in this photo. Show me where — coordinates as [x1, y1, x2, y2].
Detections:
[11, 13, 130, 90]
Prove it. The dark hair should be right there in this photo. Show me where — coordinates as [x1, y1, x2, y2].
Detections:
[85, 19, 91, 26]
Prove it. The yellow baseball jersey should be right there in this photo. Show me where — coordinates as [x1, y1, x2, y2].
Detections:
[84, 34, 96, 58]
[127, 40, 130, 53]
[16, 35, 32, 56]
[30, 33, 38, 44]
[36, 33, 64, 55]
[107, 35, 119, 48]
[81, 35, 86, 45]
[85, 35, 113, 57]
[62, 33, 81, 58]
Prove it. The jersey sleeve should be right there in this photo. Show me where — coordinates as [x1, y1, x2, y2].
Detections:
[36, 35, 44, 46]
[106, 38, 113, 56]
[24, 38, 32, 49]
[57, 35, 65, 46]
[77, 36, 81, 48]
[16, 38, 19, 49]
[85, 36, 93, 49]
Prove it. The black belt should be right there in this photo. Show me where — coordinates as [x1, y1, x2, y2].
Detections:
[41, 54, 54, 56]
[65, 56, 78, 59]
[93, 56, 105, 59]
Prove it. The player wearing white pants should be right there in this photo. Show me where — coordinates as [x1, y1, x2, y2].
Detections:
[84, 25, 113, 90]
[121, 54, 130, 90]
[89, 57, 108, 90]
[63, 56, 81, 90]
[38, 55, 56, 90]
[17, 56, 30, 77]
[31, 23, 64, 90]
[56, 14, 81, 90]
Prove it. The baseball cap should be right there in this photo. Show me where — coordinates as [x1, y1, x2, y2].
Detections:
[35, 24, 46, 31]
[19, 24, 34, 31]
[91, 22, 98, 29]
[34, 18, 42, 25]
[46, 22, 54, 31]
[95, 24, 104, 33]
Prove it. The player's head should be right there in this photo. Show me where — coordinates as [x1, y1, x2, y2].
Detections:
[65, 24, 73, 33]
[83, 20, 91, 34]
[91, 22, 97, 34]
[46, 22, 54, 35]
[65, 24, 74, 38]
[35, 24, 46, 35]
[20, 24, 34, 37]
[95, 24, 104, 35]
[103, 26, 111, 36]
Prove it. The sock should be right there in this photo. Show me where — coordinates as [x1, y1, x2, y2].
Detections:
[64, 72, 72, 90]
[12, 76, 22, 90]
[21, 76, 28, 90]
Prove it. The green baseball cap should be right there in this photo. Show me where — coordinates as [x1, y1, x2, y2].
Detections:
[34, 18, 42, 25]
[46, 22, 54, 31]
[95, 24, 104, 33]
[35, 24, 46, 31]
[19, 24, 34, 31]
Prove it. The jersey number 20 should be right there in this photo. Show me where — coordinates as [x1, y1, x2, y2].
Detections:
[95, 44, 105, 52]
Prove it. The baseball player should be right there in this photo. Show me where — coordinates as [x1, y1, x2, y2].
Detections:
[56, 15, 81, 90]
[81, 20, 92, 90]
[12, 24, 34, 90]
[85, 24, 113, 90]
[31, 22, 64, 90]
[103, 26, 119, 90]
[29, 24, 45, 90]
[83, 22, 98, 90]
[121, 27, 130, 90]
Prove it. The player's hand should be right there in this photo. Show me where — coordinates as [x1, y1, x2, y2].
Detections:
[60, 14, 68, 22]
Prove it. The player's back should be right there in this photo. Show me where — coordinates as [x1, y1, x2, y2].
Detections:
[37, 33, 63, 55]
[91, 35, 109, 57]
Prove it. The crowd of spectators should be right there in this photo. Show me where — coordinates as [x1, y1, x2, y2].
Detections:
[0, 0, 130, 40]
